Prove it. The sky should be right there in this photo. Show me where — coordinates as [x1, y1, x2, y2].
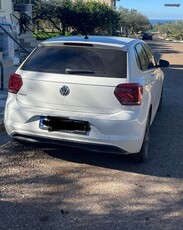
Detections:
[116, 0, 183, 20]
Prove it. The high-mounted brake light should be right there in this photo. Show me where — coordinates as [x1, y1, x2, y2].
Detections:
[114, 83, 143, 105]
[8, 73, 23, 94]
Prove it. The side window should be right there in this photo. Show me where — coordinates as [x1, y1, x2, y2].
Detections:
[134, 43, 149, 71]
[142, 44, 157, 68]
[134, 48, 141, 70]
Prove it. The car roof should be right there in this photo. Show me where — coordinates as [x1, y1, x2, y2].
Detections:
[40, 36, 141, 50]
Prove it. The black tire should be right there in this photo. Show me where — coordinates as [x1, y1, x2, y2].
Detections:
[131, 113, 150, 163]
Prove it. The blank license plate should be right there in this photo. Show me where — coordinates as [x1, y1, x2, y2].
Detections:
[39, 116, 90, 134]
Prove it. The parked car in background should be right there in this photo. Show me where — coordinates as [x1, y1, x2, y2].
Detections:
[142, 33, 153, 40]
[4, 36, 169, 162]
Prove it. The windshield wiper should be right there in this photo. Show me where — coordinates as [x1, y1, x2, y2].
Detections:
[65, 68, 95, 74]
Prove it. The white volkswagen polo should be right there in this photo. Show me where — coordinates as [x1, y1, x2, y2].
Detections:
[4, 36, 169, 162]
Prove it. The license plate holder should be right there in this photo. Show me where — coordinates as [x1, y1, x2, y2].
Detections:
[39, 116, 90, 134]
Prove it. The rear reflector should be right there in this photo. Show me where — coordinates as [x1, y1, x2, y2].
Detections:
[8, 73, 23, 94]
[114, 83, 143, 105]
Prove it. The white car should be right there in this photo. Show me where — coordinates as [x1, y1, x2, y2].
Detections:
[4, 36, 169, 162]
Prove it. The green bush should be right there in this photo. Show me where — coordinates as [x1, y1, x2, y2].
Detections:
[34, 32, 61, 40]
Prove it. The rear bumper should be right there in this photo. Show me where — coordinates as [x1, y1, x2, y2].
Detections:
[5, 100, 148, 154]
[11, 133, 127, 154]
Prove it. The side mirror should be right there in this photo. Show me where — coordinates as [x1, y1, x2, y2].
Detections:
[157, 59, 169, 68]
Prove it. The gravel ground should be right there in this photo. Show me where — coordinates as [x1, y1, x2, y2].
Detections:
[0, 37, 183, 230]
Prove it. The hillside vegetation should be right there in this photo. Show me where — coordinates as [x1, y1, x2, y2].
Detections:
[153, 21, 183, 41]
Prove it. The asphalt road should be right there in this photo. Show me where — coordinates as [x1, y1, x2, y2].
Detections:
[0, 37, 183, 230]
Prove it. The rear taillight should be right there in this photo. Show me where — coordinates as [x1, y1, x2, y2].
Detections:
[114, 83, 143, 105]
[8, 73, 23, 94]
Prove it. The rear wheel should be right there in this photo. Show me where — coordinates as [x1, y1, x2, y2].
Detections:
[131, 113, 150, 163]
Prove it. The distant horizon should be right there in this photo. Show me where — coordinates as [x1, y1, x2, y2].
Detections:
[149, 18, 183, 20]
[141, 15, 183, 20]
[140, 16, 183, 21]
[149, 18, 183, 25]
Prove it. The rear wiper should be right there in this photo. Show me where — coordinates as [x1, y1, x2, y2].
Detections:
[65, 68, 95, 74]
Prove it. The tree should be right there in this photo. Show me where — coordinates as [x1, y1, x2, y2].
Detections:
[119, 7, 151, 36]
[153, 21, 183, 40]
[31, 0, 120, 36]
[33, 1, 62, 32]
[49, 0, 74, 35]
[72, 1, 120, 35]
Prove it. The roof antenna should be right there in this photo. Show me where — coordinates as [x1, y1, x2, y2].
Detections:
[84, 35, 89, 39]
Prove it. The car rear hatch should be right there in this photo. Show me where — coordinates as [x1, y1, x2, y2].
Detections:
[16, 43, 127, 114]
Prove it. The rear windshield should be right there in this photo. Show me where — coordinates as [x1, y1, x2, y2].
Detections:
[21, 46, 127, 78]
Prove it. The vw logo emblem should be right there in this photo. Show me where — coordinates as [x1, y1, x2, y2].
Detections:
[60, 85, 70, 96]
